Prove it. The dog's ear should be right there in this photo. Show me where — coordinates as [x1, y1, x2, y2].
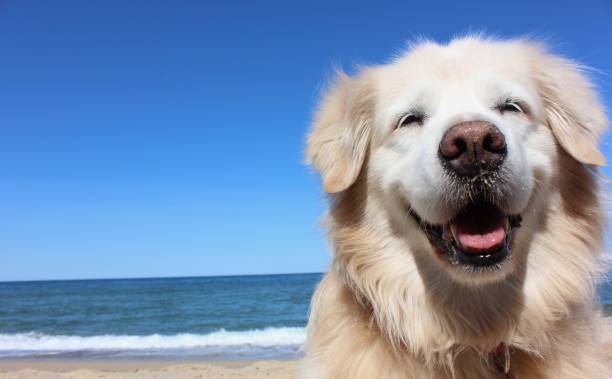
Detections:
[534, 52, 607, 166]
[306, 71, 375, 193]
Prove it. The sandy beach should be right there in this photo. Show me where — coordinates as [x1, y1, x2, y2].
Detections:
[0, 359, 299, 379]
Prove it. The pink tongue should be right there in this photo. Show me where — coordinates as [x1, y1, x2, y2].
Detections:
[451, 204, 506, 254]
[456, 225, 505, 253]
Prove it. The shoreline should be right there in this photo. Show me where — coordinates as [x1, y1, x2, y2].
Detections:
[1, 317, 609, 378]
[0, 358, 296, 371]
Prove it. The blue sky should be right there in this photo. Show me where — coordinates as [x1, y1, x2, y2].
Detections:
[1, 0, 611, 281]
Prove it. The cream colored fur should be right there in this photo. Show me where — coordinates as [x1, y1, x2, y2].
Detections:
[302, 37, 609, 378]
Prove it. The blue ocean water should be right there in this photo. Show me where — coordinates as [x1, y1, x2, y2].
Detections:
[0, 273, 610, 360]
[0, 274, 321, 359]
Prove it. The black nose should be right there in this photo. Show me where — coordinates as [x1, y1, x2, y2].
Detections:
[439, 121, 506, 177]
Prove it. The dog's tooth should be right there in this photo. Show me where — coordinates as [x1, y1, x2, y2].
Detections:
[450, 223, 459, 242]
[442, 224, 452, 240]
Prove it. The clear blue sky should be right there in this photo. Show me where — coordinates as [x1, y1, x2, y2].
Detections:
[1, 0, 611, 281]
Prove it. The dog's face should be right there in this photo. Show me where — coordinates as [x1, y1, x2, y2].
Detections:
[370, 43, 551, 283]
[308, 38, 606, 285]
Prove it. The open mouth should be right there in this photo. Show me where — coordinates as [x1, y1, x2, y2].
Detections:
[410, 202, 522, 269]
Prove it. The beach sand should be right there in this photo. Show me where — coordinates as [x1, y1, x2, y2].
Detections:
[0, 359, 299, 379]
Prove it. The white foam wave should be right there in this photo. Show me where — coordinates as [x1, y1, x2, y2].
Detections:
[0, 327, 306, 352]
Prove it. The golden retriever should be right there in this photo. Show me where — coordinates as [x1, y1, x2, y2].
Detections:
[301, 37, 609, 378]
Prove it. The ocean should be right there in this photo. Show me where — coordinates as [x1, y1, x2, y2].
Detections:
[0, 273, 610, 360]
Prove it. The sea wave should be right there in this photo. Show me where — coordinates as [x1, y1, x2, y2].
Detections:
[0, 327, 306, 357]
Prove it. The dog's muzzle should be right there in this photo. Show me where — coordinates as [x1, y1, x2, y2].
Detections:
[408, 122, 520, 270]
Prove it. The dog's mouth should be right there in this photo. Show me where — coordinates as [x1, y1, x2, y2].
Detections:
[410, 201, 522, 269]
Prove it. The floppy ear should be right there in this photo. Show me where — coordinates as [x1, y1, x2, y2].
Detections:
[534, 52, 608, 166]
[306, 71, 375, 193]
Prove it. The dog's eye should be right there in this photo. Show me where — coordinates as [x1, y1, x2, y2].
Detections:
[397, 113, 424, 129]
[497, 99, 524, 114]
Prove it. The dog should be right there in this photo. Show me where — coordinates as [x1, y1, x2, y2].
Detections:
[301, 37, 609, 378]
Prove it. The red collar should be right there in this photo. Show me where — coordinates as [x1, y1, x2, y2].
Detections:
[490, 342, 510, 376]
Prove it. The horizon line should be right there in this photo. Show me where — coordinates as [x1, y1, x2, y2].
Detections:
[0, 271, 325, 285]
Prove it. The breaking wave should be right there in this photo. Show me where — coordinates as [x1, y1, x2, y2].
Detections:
[0, 327, 306, 358]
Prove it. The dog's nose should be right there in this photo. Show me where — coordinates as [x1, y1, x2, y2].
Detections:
[439, 121, 506, 177]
